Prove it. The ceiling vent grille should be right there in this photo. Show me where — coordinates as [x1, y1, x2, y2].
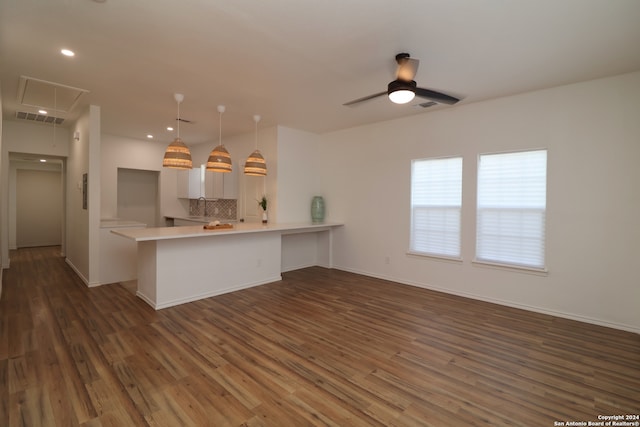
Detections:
[418, 101, 437, 109]
[16, 111, 65, 125]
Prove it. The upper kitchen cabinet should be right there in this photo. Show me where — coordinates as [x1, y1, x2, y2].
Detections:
[177, 167, 203, 199]
[204, 162, 238, 199]
[177, 164, 238, 200]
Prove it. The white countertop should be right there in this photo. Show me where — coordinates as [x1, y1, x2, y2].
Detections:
[111, 222, 342, 242]
[101, 219, 147, 228]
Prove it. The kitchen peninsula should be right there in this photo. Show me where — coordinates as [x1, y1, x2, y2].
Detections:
[112, 222, 342, 309]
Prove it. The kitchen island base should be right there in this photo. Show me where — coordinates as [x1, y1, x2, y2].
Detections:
[113, 222, 341, 310]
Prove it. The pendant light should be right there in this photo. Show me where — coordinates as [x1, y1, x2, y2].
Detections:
[162, 93, 193, 169]
[206, 105, 232, 173]
[244, 114, 267, 176]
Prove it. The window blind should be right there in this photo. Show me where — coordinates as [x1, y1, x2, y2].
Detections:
[476, 150, 547, 269]
[410, 157, 463, 258]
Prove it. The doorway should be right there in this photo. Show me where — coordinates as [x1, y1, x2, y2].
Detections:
[16, 168, 63, 247]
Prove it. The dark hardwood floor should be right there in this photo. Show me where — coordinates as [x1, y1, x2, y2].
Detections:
[1, 246, 639, 426]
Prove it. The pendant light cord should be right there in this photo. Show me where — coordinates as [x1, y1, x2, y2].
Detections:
[177, 100, 180, 139]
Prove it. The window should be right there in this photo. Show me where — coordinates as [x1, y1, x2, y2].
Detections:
[476, 149, 547, 270]
[410, 157, 463, 258]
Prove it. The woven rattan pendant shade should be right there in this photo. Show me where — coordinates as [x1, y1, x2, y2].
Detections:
[207, 144, 232, 172]
[206, 105, 232, 173]
[163, 137, 192, 169]
[244, 149, 267, 176]
[244, 114, 267, 176]
[163, 93, 192, 170]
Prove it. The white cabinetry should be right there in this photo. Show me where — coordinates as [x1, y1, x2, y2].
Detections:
[204, 163, 238, 199]
[177, 167, 203, 199]
[178, 164, 238, 199]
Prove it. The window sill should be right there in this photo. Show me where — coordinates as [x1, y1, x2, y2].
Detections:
[472, 259, 548, 276]
[407, 251, 463, 264]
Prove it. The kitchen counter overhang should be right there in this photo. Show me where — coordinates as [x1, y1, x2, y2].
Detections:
[112, 222, 342, 310]
[112, 221, 340, 242]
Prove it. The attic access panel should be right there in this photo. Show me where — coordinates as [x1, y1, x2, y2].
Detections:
[17, 76, 89, 112]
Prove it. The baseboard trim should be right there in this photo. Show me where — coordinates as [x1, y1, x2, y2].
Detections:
[139, 275, 283, 310]
[65, 258, 89, 286]
[334, 265, 640, 335]
[282, 262, 317, 273]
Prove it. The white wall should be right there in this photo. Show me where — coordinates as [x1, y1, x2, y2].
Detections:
[117, 168, 159, 226]
[0, 88, 3, 295]
[319, 72, 640, 333]
[14, 165, 62, 247]
[65, 105, 101, 286]
[101, 133, 184, 222]
[9, 160, 64, 248]
[276, 126, 321, 223]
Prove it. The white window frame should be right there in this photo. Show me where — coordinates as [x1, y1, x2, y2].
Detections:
[409, 156, 463, 260]
[475, 149, 547, 272]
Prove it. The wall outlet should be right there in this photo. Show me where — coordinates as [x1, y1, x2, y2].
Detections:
[385, 256, 390, 265]
[214, 207, 219, 214]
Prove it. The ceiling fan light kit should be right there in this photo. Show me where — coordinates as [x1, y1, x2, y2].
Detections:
[344, 53, 460, 107]
[163, 93, 193, 170]
[388, 80, 417, 104]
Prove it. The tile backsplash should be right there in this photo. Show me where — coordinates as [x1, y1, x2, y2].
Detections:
[189, 199, 237, 220]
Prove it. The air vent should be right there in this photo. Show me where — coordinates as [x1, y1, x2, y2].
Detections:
[16, 111, 64, 125]
[418, 101, 438, 109]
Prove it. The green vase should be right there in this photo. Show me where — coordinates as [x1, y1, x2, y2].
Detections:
[311, 196, 325, 223]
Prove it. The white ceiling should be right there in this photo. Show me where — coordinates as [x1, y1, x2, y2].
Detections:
[1, 0, 640, 145]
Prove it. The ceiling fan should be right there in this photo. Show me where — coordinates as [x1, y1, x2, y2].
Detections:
[343, 53, 460, 107]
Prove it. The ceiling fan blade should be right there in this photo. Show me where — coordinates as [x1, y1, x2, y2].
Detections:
[396, 57, 419, 82]
[343, 91, 387, 106]
[414, 87, 460, 105]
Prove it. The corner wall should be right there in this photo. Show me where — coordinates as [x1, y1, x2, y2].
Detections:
[65, 105, 101, 286]
[319, 72, 640, 333]
[276, 126, 321, 223]
[0, 88, 3, 296]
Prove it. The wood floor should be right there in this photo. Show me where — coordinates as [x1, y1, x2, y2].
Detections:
[1, 247, 639, 426]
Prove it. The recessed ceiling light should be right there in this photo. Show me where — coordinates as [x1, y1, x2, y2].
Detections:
[166, 126, 174, 131]
[38, 109, 47, 114]
[147, 134, 153, 139]
[40, 159, 47, 163]
[61, 49, 75, 57]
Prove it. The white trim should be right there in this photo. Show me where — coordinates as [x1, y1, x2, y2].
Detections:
[407, 250, 463, 264]
[65, 257, 101, 287]
[333, 265, 639, 335]
[472, 259, 548, 276]
[281, 261, 317, 273]
[141, 275, 282, 310]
